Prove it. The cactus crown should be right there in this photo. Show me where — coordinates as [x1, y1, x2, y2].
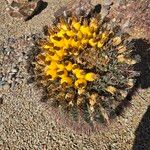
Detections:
[33, 6, 138, 129]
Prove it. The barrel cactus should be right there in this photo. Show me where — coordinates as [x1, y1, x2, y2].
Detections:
[32, 3, 138, 131]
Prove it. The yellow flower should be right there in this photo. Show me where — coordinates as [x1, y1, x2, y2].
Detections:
[45, 69, 57, 80]
[81, 38, 89, 45]
[57, 63, 65, 70]
[56, 49, 65, 58]
[54, 40, 65, 48]
[85, 73, 97, 81]
[89, 38, 97, 47]
[72, 64, 80, 73]
[72, 22, 81, 30]
[105, 86, 116, 95]
[92, 32, 97, 38]
[51, 53, 60, 61]
[63, 38, 71, 49]
[45, 53, 52, 62]
[71, 39, 80, 48]
[50, 36, 64, 47]
[42, 43, 53, 49]
[97, 41, 104, 48]
[77, 31, 83, 39]
[80, 25, 92, 37]
[74, 69, 85, 78]
[47, 61, 58, 70]
[64, 61, 73, 71]
[57, 29, 66, 37]
[60, 76, 73, 86]
[75, 79, 87, 89]
[66, 30, 75, 37]
[57, 69, 68, 78]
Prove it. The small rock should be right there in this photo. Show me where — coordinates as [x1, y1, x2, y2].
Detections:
[11, 68, 18, 73]
[3, 83, 10, 90]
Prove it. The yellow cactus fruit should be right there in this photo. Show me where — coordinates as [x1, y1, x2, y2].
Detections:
[72, 64, 80, 74]
[72, 22, 81, 30]
[74, 69, 85, 78]
[60, 76, 73, 86]
[85, 73, 97, 81]
[45, 69, 57, 80]
[54, 40, 65, 48]
[81, 38, 89, 45]
[61, 24, 68, 31]
[50, 36, 64, 47]
[97, 41, 104, 48]
[112, 37, 122, 46]
[93, 32, 97, 38]
[66, 30, 75, 37]
[75, 78, 87, 89]
[105, 86, 116, 95]
[57, 29, 66, 37]
[50, 35, 61, 42]
[57, 63, 65, 70]
[56, 49, 65, 58]
[71, 16, 78, 25]
[48, 61, 58, 70]
[77, 31, 83, 39]
[89, 38, 97, 47]
[57, 69, 68, 78]
[64, 61, 72, 71]
[45, 53, 52, 62]
[42, 43, 53, 49]
[51, 53, 60, 61]
[71, 39, 80, 48]
[80, 25, 92, 37]
[63, 38, 71, 49]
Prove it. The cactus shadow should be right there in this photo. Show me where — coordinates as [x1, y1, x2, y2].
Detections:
[132, 106, 150, 150]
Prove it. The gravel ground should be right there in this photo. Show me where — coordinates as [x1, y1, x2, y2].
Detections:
[0, 0, 150, 149]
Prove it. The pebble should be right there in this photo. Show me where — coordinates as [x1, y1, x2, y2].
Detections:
[3, 83, 10, 90]
[11, 68, 18, 73]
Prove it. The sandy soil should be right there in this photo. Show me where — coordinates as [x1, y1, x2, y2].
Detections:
[0, 0, 150, 149]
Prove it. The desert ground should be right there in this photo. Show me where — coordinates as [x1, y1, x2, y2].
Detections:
[0, 0, 150, 149]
